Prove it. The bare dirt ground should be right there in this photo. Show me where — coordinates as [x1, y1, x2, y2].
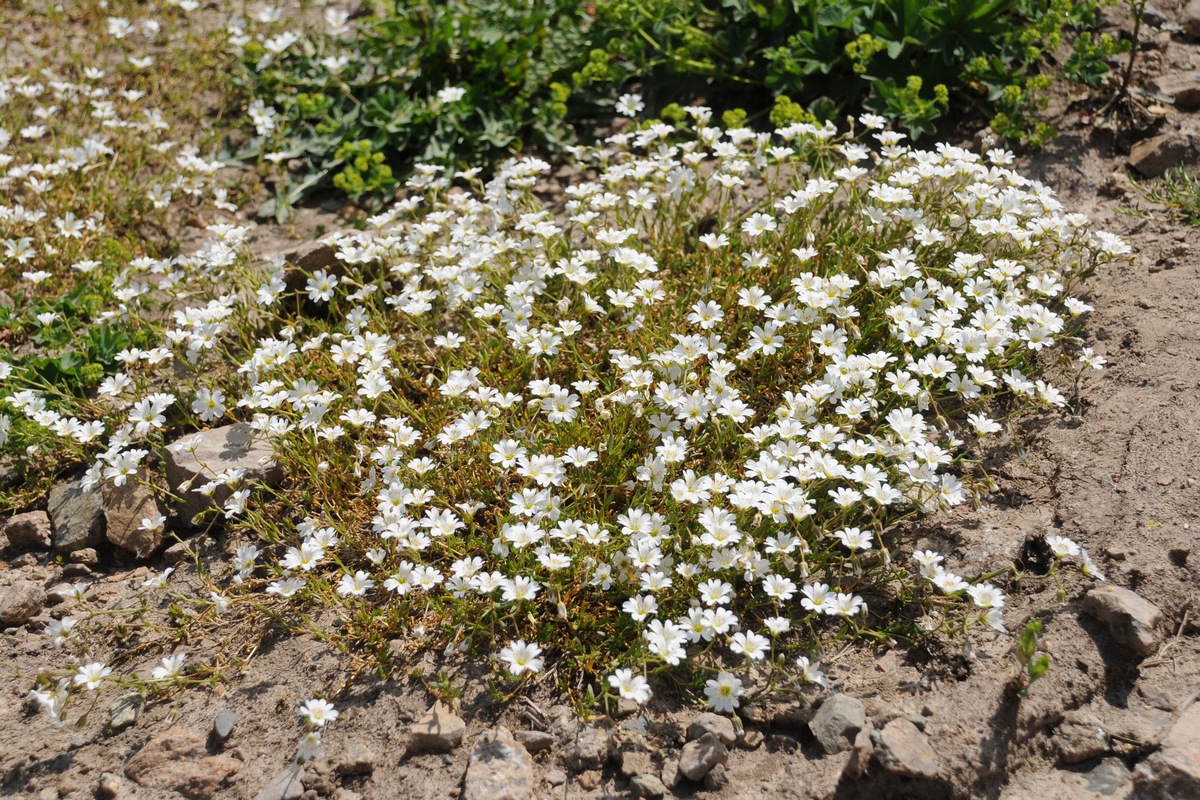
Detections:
[3, 3, 1200, 800]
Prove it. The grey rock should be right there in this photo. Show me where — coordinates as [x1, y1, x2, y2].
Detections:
[164, 424, 284, 527]
[1142, 4, 1165, 25]
[513, 729, 556, 753]
[1082, 586, 1163, 657]
[661, 757, 681, 789]
[164, 541, 192, 565]
[630, 773, 667, 799]
[545, 768, 567, 787]
[211, 710, 237, 745]
[1151, 73, 1200, 111]
[619, 749, 653, 778]
[809, 694, 867, 755]
[1086, 757, 1132, 796]
[1128, 132, 1198, 179]
[687, 712, 736, 747]
[103, 475, 165, 558]
[703, 763, 729, 791]
[332, 790, 362, 800]
[1132, 701, 1200, 798]
[97, 772, 122, 799]
[0, 581, 46, 625]
[124, 726, 241, 799]
[254, 767, 305, 800]
[48, 479, 106, 553]
[336, 741, 375, 777]
[1057, 712, 1110, 764]
[875, 718, 941, 779]
[678, 732, 728, 782]
[9, 552, 37, 568]
[408, 700, 464, 751]
[109, 693, 145, 732]
[566, 724, 610, 771]
[2, 511, 52, 550]
[462, 726, 536, 800]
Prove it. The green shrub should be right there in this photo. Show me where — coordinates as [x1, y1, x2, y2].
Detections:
[234, 0, 1113, 206]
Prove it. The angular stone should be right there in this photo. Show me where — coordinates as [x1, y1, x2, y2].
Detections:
[1128, 132, 1197, 179]
[565, 724, 610, 771]
[0, 581, 46, 625]
[211, 710, 237, 745]
[1151, 73, 1200, 111]
[254, 767, 304, 800]
[2, 511, 52, 549]
[875, 718, 941, 779]
[843, 722, 875, 780]
[103, 475, 165, 558]
[577, 770, 601, 790]
[686, 712, 736, 747]
[678, 732, 728, 782]
[1082, 586, 1163, 657]
[809, 694, 867, 755]
[703, 763, 728, 791]
[109, 693, 145, 732]
[738, 729, 764, 750]
[124, 726, 241, 799]
[462, 726, 536, 800]
[164, 424, 284, 527]
[630, 773, 667, 799]
[513, 730, 555, 753]
[620, 749, 653, 778]
[67, 547, 100, 565]
[1132, 701, 1200, 798]
[407, 700, 464, 752]
[336, 741, 375, 777]
[48, 479, 106, 553]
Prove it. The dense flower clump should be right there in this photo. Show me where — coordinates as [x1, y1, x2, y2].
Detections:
[0, 4, 1126, 758]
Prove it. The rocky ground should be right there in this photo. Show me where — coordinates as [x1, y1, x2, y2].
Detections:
[4, 2, 1200, 800]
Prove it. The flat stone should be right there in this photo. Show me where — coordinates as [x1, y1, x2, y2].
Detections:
[254, 767, 305, 800]
[163, 424, 284, 527]
[1151, 73, 1200, 111]
[48, 479, 106, 553]
[1128, 132, 1197, 179]
[336, 741, 375, 777]
[620, 749, 653, 778]
[875, 718, 941, 779]
[661, 757, 681, 789]
[462, 726, 536, 800]
[545, 768, 567, 787]
[577, 770, 601, 790]
[2, 511, 52, 549]
[407, 700, 464, 751]
[809, 694, 867, 755]
[1133, 701, 1200, 798]
[124, 726, 241, 799]
[0, 581, 46, 625]
[1082, 586, 1163, 657]
[513, 730, 556, 753]
[678, 732, 728, 782]
[211, 710, 237, 745]
[1057, 711, 1110, 764]
[686, 712, 736, 747]
[103, 475, 165, 558]
[109, 693, 145, 732]
[565, 724, 610, 771]
[738, 729, 764, 750]
[630, 773, 667, 799]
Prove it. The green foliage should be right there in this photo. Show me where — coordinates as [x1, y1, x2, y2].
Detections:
[1140, 167, 1200, 227]
[1014, 618, 1051, 696]
[240, 0, 1112, 204]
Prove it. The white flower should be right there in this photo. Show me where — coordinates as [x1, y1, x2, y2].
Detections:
[607, 668, 651, 704]
[703, 671, 744, 713]
[437, 86, 466, 103]
[299, 698, 339, 727]
[616, 93, 644, 117]
[499, 639, 543, 676]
